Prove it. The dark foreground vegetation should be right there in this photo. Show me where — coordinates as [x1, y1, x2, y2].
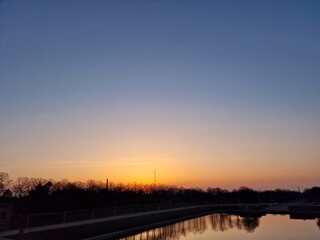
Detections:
[1, 172, 319, 215]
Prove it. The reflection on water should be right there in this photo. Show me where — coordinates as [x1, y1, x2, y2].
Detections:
[120, 214, 259, 240]
[120, 214, 320, 240]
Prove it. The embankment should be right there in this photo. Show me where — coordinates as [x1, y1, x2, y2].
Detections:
[1, 206, 225, 240]
[1, 204, 293, 240]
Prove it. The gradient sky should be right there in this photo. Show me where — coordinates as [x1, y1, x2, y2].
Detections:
[1, 0, 319, 190]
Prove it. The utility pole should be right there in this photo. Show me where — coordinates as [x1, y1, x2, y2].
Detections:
[154, 170, 156, 186]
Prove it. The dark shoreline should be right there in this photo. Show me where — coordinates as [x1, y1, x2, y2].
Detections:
[2, 206, 216, 240]
[1, 204, 319, 240]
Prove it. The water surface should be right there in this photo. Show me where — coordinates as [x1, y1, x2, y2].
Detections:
[120, 214, 320, 240]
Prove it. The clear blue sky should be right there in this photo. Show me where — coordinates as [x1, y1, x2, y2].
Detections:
[1, 0, 319, 189]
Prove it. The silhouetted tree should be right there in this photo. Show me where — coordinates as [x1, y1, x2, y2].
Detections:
[303, 187, 320, 203]
[12, 177, 31, 197]
[29, 182, 53, 199]
[0, 172, 11, 196]
[2, 189, 13, 198]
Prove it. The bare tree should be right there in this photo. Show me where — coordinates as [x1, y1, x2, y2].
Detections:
[51, 179, 69, 191]
[0, 172, 11, 196]
[86, 179, 104, 192]
[29, 178, 50, 189]
[12, 177, 31, 197]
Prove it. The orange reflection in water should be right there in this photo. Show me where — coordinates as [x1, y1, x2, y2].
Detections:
[120, 214, 319, 240]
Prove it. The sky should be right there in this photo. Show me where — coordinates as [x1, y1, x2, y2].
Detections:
[0, 0, 319, 190]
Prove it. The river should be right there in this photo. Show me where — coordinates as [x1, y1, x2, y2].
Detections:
[120, 214, 319, 240]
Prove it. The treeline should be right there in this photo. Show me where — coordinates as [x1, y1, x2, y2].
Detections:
[0, 172, 319, 214]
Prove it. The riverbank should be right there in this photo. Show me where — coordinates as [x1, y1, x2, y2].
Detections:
[0, 206, 221, 240]
[1, 204, 318, 240]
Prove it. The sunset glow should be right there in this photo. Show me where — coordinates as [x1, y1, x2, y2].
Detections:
[1, 1, 319, 190]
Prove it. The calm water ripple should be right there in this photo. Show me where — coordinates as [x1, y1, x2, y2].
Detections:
[120, 214, 320, 240]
